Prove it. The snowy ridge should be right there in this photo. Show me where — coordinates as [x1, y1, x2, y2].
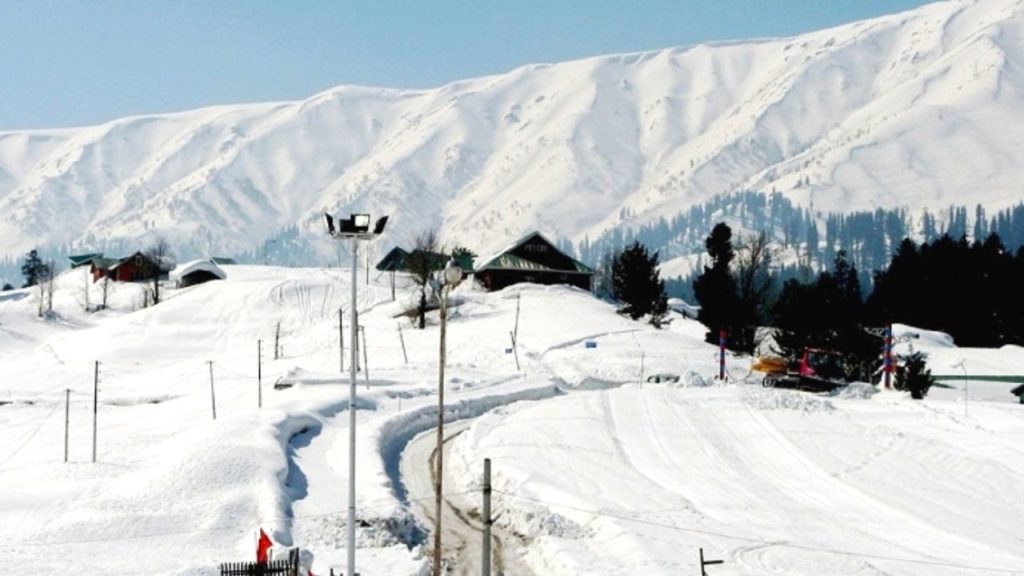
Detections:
[2, 0, 1024, 260]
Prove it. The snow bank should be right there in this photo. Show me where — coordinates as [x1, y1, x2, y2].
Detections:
[741, 387, 836, 412]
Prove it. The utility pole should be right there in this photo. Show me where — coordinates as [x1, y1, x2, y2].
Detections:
[92, 361, 99, 463]
[482, 458, 492, 576]
[434, 262, 463, 576]
[257, 340, 263, 409]
[64, 389, 70, 463]
[347, 241, 358, 576]
[208, 361, 217, 420]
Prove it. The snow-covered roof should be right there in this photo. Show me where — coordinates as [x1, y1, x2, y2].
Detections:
[170, 259, 227, 282]
[475, 231, 593, 274]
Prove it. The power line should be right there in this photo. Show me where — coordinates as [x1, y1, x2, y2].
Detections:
[0, 397, 61, 469]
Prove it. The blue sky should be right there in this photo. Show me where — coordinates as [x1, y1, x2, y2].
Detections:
[0, 1, 935, 131]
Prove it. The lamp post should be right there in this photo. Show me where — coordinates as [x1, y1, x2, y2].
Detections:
[433, 260, 463, 576]
[324, 212, 388, 576]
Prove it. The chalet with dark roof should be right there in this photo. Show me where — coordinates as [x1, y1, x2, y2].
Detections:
[474, 232, 593, 292]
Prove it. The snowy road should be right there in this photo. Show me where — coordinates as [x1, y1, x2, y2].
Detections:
[401, 420, 534, 576]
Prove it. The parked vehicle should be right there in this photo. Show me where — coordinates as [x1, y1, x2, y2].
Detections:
[758, 348, 850, 392]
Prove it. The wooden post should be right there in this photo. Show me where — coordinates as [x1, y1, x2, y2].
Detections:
[510, 330, 520, 372]
[398, 324, 408, 365]
[64, 388, 70, 463]
[92, 361, 99, 463]
[482, 458, 492, 576]
[208, 361, 217, 420]
[275, 321, 281, 360]
[257, 340, 263, 409]
[639, 351, 645, 387]
[513, 293, 521, 344]
[718, 329, 727, 381]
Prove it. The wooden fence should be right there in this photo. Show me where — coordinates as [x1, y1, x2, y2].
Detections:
[220, 548, 300, 576]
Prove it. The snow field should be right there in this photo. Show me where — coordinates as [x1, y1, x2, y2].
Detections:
[2, 265, 1023, 575]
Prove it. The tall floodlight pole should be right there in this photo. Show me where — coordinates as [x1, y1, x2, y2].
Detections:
[324, 212, 388, 576]
[434, 260, 463, 576]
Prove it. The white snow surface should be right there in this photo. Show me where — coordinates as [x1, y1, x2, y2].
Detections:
[170, 259, 227, 284]
[1, 266, 1022, 575]
[3, 0, 1024, 258]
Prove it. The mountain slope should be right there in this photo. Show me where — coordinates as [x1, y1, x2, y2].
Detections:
[1, 0, 1022, 260]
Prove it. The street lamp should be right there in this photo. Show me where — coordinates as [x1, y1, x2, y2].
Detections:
[433, 259, 463, 576]
[324, 212, 388, 576]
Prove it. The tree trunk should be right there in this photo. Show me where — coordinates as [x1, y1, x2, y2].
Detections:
[418, 289, 427, 329]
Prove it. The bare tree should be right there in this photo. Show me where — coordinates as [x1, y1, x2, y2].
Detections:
[36, 260, 55, 317]
[733, 231, 774, 351]
[45, 260, 56, 314]
[144, 239, 172, 306]
[98, 275, 112, 310]
[404, 230, 440, 329]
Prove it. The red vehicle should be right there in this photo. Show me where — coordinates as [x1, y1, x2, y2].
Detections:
[762, 348, 849, 392]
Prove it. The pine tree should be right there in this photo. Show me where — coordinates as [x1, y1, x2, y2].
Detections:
[611, 242, 668, 327]
[21, 249, 48, 288]
[895, 349, 934, 399]
[693, 223, 741, 346]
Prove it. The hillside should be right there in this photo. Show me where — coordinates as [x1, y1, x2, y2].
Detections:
[1, 0, 1023, 264]
[1, 267, 1022, 574]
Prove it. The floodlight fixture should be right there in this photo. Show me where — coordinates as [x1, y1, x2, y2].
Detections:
[324, 212, 388, 240]
[322, 209, 387, 576]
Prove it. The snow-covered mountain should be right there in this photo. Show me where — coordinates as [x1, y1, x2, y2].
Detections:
[2, 0, 1023, 261]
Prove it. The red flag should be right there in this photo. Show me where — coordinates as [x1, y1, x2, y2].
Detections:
[257, 528, 273, 563]
[308, 571, 315, 576]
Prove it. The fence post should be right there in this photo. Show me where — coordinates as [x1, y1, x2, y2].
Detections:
[258, 340, 263, 409]
[64, 388, 70, 463]
[208, 360, 217, 420]
[92, 361, 99, 463]
[339, 308, 345, 372]
[510, 330, 520, 372]
[398, 324, 408, 365]
[718, 329, 727, 381]
[482, 458, 492, 576]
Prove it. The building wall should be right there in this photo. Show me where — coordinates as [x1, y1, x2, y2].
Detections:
[477, 269, 591, 292]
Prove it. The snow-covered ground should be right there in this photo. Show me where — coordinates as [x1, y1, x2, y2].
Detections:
[1, 265, 1022, 575]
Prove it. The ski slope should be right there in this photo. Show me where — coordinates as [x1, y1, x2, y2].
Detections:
[0, 265, 1022, 574]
